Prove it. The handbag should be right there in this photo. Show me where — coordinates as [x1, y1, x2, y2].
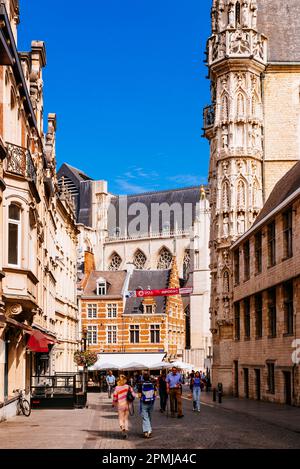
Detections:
[126, 387, 135, 403]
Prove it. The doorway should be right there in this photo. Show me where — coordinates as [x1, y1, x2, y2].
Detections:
[254, 368, 261, 400]
[243, 368, 249, 399]
[283, 371, 292, 405]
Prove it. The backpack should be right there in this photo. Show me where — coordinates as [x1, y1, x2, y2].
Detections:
[141, 381, 155, 403]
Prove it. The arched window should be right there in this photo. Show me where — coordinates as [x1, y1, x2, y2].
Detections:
[237, 180, 246, 208]
[183, 250, 191, 280]
[96, 277, 107, 295]
[8, 203, 21, 266]
[222, 181, 230, 209]
[236, 2, 241, 27]
[108, 253, 122, 271]
[157, 248, 172, 269]
[133, 250, 146, 269]
[237, 92, 245, 117]
[221, 95, 229, 121]
[223, 271, 230, 294]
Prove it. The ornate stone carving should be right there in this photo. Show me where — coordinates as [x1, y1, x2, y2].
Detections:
[229, 30, 251, 55]
[6, 303, 23, 317]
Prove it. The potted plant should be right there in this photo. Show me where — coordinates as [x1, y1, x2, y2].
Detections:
[73, 350, 97, 368]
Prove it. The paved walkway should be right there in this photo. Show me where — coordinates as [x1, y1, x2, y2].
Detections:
[0, 388, 299, 449]
[199, 390, 300, 433]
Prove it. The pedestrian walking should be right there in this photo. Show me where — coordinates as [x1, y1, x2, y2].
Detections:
[112, 374, 135, 439]
[138, 372, 156, 438]
[191, 371, 201, 412]
[166, 366, 184, 419]
[157, 370, 168, 413]
[106, 370, 116, 398]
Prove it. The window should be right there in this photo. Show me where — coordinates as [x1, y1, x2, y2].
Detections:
[87, 304, 97, 319]
[130, 325, 140, 343]
[267, 362, 275, 394]
[108, 253, 122, 271]
[243, 241, 250, 281]
[150, 324, 160, 343]
[244, 298, 250, 339]
[157, 248, 172, 269]
[107, 325, 117, 344]
[183, 250, 191, 281]
[87, 325, 97, 345]
[283, 281, 293, 335]
[255, 293, 263, 338]
[145, 305, 153, 314]
[255, 232, 262, 274]
[133, 250, 146, 269]
[267, 221, 276, 267]
[268, 288, 277, 338]
[107, 304, 117, 318]
[97, 278, 106, 295]
[234, 302, 240, 340]
[8, 203, 21, 266]
[234, 249, 240, 285]
[283, 209, 293, 259]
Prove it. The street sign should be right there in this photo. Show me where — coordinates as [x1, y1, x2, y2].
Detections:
[126, 287, 193, 298]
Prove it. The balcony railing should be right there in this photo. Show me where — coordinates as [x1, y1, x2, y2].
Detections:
[105, 229, 192, 243]
[203, 104, 215, 130]
[6, 142, 37, 184]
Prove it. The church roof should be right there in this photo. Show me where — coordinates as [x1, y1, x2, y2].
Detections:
[108, 186, 207, 235]
[253, 160, 300, 226]
[257, 0, 300, 62]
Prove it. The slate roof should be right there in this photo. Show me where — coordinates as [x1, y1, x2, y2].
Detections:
[108, 186, 207, 235]
[124, 270, 170, 315]
[82, 270, 127, 299]
[253, 160, 300, 226]
[257, 0, 300, 62]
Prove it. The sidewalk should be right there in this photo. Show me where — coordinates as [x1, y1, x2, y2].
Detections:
[196, 390, 300, 433]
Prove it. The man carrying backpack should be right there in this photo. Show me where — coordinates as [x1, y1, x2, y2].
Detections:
[138, 372, 156, 438]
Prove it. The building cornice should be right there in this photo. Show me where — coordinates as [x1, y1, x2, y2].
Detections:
[266, 62, 300, 73]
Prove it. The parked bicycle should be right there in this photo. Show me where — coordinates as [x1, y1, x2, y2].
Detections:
[14, 389, 31, 417]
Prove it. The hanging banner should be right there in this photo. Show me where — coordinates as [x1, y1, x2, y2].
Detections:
[126, 287, 193, 298]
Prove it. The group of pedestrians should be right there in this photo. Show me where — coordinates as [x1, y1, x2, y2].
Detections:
[108, 366, 206, 439]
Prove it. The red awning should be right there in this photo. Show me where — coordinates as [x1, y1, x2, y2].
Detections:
[27, 330, 57, 353]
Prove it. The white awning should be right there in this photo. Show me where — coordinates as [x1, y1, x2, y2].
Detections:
[89, 352, 166, 371]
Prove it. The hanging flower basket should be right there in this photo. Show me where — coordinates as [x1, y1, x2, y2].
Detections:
[74, 350, 97, 368]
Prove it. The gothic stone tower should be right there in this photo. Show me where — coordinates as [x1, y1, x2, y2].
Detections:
[204, 0, 267, 390]
[205, 0, 300, 392]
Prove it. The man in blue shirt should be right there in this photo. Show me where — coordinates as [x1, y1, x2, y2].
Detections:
[106, 370, 116, 398]
[166, 366, 184, 418]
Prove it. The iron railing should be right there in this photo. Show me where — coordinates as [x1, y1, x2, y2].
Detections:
[203, 104, 215, 130]
[6, 142, 37, 184]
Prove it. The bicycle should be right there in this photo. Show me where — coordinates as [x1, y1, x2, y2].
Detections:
[14, 389, 31, 417]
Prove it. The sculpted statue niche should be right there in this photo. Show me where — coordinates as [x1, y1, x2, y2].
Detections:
[222, 214, 229, 238]
[237, 211, 245, 235]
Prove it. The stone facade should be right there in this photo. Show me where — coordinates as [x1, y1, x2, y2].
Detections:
[205, 0, 300, 393]
[0, 1, 79, 420]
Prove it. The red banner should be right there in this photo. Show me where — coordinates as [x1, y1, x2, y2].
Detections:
[127, 287, 193, 298]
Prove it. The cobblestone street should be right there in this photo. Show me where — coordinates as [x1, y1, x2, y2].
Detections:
[0, 388, 300, 449]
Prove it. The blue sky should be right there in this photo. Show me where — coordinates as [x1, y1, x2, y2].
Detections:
[19, 0, 211, 194]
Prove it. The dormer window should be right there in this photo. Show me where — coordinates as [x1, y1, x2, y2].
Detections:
[96, 277, 107, 295]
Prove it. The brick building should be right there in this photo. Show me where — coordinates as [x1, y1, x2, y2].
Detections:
[80, 255, 185, 360]
[231, 161, 300, 406]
